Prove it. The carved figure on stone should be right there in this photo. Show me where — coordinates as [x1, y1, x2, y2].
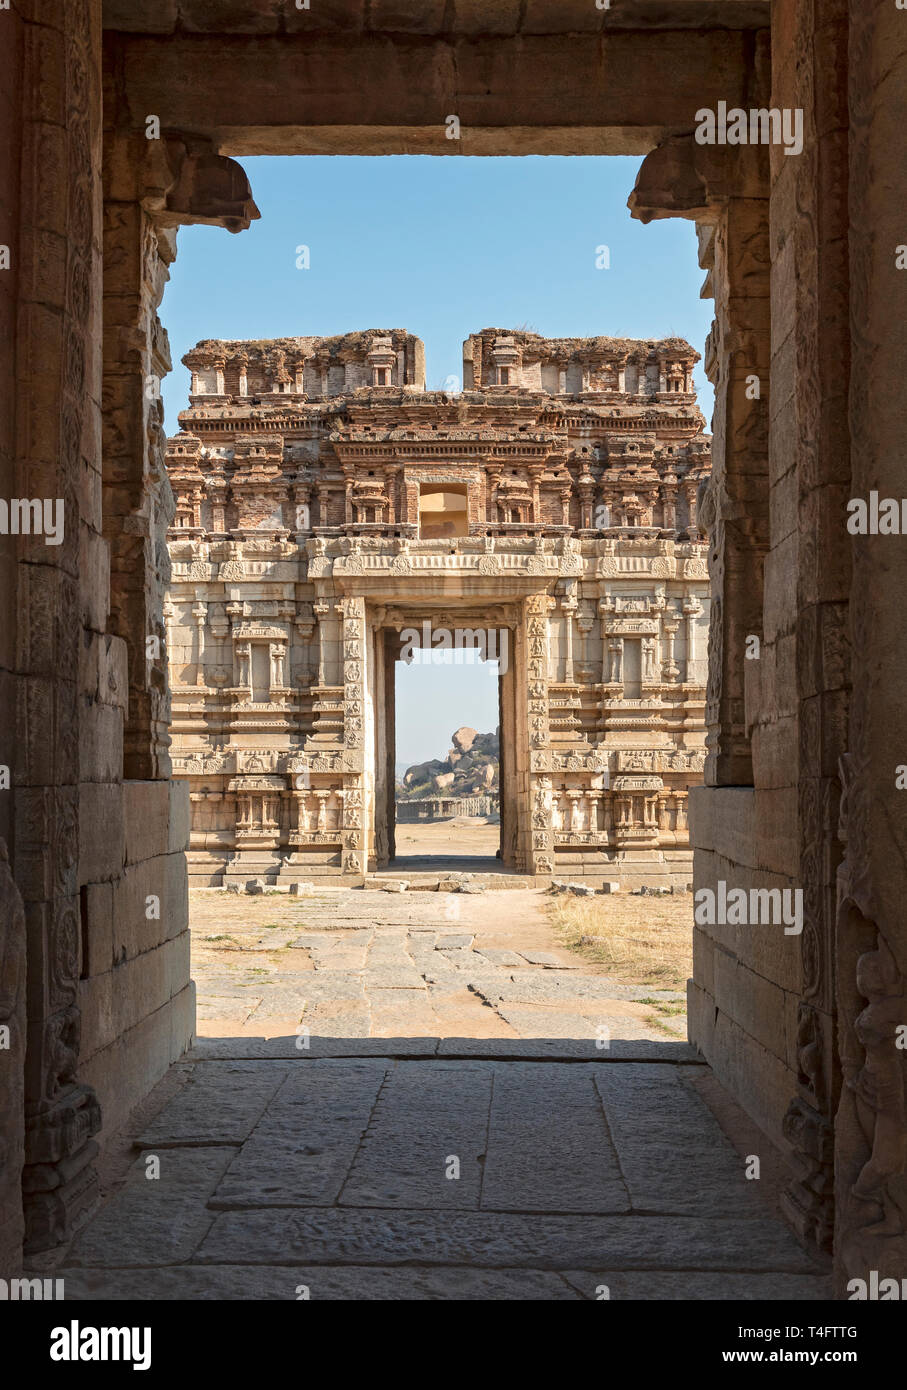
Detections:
[847, 935, 907, 1235]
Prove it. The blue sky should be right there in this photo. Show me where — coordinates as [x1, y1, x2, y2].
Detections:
[160, 155, 712, 767]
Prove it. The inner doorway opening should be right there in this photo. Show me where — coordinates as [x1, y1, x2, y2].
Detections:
[386, 634, 506, 872]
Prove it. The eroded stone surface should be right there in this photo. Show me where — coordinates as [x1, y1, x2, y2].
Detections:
[57, 1054, 826, 1298]
[195, 1207, 820, 1273]
[190, 888, 688, 1044]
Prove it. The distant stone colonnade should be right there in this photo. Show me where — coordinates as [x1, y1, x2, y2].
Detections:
[396, 796, 498, 824]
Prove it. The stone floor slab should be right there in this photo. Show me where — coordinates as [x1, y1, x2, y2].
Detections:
[211, 1060, 391, 1208]
[196, 1207, 823, 1273]
[560, 1271, 834, 1301]
[338, 1061, 494, 1209]
[67, 1148, 233, 1268]
[137, 1061, 289, 1147]
[56, 1264, 583, 1300]
[480, 1063, 630, 1213]
[593, 1064, 769, 1216]
[189, 1036, 440, 1059]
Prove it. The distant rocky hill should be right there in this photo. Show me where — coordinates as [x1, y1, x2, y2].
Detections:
[397, 727, 499, 801]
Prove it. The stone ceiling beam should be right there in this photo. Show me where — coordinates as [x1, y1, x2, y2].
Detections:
[104, 28, 769, 157]
[103, 1, 770, 38]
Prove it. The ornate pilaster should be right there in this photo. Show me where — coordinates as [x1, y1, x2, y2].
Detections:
[103, 126, 258, 777]
[340, 597, 366, 876]
[525, 593, 556, 875]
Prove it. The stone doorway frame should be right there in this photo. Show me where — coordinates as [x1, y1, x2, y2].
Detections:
[373, 617, 515, 871]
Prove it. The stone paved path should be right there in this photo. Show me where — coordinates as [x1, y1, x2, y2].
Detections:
[49, 890, 832, 1300]
[190, 887, 687, 1045]
[55, 1057, 829, 1300]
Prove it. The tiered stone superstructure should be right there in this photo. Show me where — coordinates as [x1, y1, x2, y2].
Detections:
[164, 328, 711, 886]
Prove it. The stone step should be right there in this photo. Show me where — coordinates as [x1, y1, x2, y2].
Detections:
[364, 872, 532, 892]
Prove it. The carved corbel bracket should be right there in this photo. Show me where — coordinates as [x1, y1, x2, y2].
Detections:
[141, 134, 260, 235]
[627, 134, 768, 226]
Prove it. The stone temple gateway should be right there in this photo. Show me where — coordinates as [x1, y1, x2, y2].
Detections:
[7, 0, 904, 1300]
[165, 329, 712, 887]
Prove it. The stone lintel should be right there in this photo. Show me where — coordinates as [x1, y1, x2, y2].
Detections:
[107, 31, 767, 155]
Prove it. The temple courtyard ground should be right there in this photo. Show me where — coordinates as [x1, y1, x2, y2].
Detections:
[37, 876, 832, 1300]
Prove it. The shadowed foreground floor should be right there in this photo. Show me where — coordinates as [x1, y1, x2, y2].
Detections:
[46, 889, 830, 1300]
[50, 1049, 830, 1300]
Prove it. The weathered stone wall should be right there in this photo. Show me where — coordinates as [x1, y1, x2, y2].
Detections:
[1, 0, 257, 1262]
[0, 0, 27, 1278]
[625, 2, 855, 1260]
[688, 0, 852, 1258]
[834, 0, 907, 1293]
[1, 0, 109, 1261]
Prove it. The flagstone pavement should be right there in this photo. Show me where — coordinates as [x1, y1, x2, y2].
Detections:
[44, 888, 832, 1301]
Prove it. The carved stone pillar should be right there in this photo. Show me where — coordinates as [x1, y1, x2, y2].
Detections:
[599, 598, 613, 685]
[630, 135, 770, 786]
[560, 586, 577, 684]
[313, 602, 331, 686]
[663, 617, 680, 682]
[103, 128, 258, 778]
[193, 601, 206, 685]
[525, 593, 556, 875]
[340, 597, 367, 876]
[683, 597, 701, 676]
[236, 643, 250, 689]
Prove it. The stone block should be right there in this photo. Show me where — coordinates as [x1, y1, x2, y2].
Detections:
[751, 715, 798, 792]
[103, 0, 179, 30]
[68, 1146, 233, 1269]
[692, 927, 715, 997]
[111, 852, 188, 960]
[123, 781, 170, 865]
[369, 0, 446, 31]
[80, 880, 114, 979]
[169, 981, 196, 1063]
[178, 0, 284, 33]
[288, 881, 316, 896]
[196, 1204, 817, 1273]
[246, 880, 264, 894]
[762, 532, 799, 641]
[78, 970, 115, 1060]
[688, 786, 756, 871]
[78, 525, 111, 634]
[690, 852, 802, 994]
[713, 951, 793, 1066]
[448, 0, 521, 35]
[753, 787, 800, 879]
[699, 1002, 799, 1155]
[284, 0, 367, 31]
[78, 631, 128, 709]
[78, 703, 123, 784]
[523, 0, 602, 32]
[597, 881, 621, 894]
[78, 784, 125, 884]
[168, 779, 191, 853]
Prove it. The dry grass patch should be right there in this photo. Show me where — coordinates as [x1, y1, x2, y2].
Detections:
[548, 893, 693, 990]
